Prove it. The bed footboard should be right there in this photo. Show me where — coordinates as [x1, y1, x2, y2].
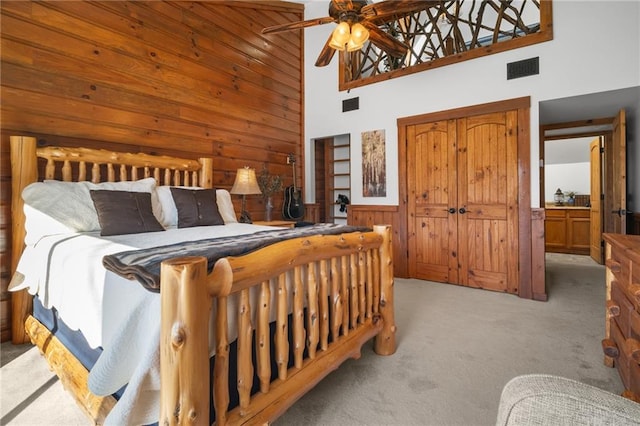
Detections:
[160, 225, 395, 425]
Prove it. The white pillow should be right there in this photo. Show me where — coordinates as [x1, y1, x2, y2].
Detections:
[22, 178, 157, 236]
[154, 186, 238, 227]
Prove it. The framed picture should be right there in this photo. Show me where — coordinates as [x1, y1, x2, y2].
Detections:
[362, 129, 386, 197]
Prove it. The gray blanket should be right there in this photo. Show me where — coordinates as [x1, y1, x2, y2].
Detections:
[103, 223, 369, 292]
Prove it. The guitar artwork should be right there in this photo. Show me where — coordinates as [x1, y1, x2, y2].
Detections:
[283, 153, 305, 220]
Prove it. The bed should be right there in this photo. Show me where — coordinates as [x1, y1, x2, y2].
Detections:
[9, 135, 396, 425]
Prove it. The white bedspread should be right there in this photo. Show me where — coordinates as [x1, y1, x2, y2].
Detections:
[13, 222, 275, 425]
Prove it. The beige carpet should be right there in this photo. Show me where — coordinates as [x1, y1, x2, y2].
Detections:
[0, 254, 623, 425]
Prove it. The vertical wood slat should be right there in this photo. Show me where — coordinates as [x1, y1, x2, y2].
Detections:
[293, 266, 305, 369]
[213, 297, 230, 426]
[330, 257, 342, 342]
[319, 259, 329, 351]
[62, 160, 72, 181]
[78, 161, 87, 181]
[275, 273, 289, 380]
[107, 163, 115, 181]
[119, 164, 127, 181]
[256, 280, 271, 393]
[349, 254, 359, 328]
[91, 163, 100, 183]
[341, 255, 350, 335]
[365, 251, 374, 318]
[372, 249, 381, 314]
[45, 158, 55, 179]
[306, 263, 319, 359]
[237, 288, 253, 413]
[358, 251, 366, 323]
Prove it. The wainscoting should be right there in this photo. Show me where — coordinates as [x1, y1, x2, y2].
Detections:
[347, 205, 406, 278]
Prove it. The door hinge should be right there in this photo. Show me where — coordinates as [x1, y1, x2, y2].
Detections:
[600, 147, 605, 154]
[601, 239, 605, 248]
[601, 194, 605, 200]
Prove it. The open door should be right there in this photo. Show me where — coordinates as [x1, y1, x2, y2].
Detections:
[590, 138, 603, 263]
[607, 109, 627, 234]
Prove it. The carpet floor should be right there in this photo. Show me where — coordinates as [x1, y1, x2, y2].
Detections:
[0, 254, 624, 425]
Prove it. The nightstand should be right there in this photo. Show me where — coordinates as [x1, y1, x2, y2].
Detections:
[253, 220, 296, 229]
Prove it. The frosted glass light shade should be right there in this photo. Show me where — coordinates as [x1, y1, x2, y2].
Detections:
[329, 22, 351, 51]
[347, 23, 369, 51]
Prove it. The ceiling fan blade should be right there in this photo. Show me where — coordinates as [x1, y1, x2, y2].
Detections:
[315, 33, 338, 67]
[363, 22, 410, 58]
[262, 16, 335, 34]
[361, 0, 437, 21]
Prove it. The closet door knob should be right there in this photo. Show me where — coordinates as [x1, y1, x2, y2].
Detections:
[458, 207, 467, 214]
[448, 208, 456, 214]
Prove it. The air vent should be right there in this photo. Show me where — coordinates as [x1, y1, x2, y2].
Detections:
[342, 97, 359, 112]
[507, 57, 539, 80]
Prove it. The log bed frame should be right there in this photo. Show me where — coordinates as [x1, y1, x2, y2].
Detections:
[10, 135, 396, 425]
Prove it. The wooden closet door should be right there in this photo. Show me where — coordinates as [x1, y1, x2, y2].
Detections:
[407, 120, 458, 283]
[457, 112, 519, 292]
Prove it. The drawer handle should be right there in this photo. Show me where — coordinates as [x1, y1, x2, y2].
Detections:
[602, 338, 619, 358]
[606, 259, 622, 273]
[606, 300, 620, 318]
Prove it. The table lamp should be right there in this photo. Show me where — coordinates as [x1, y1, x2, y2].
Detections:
[230, 166, 262, 223]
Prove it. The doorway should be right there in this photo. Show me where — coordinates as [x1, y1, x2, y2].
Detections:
[313, 134, 351, 224]
[539, 109, 627, 265]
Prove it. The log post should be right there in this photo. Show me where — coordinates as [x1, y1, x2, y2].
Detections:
[10, 136, 38, 344]
[373, 225, 396, 356]
[198, 157, 214, 188]
[159, 256, 211, 426]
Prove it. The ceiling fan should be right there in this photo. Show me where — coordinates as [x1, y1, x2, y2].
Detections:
[262, 0, 430, 67]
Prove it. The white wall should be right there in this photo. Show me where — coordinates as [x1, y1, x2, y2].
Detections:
[545, 163, 590, 202]
[303, 1, 640, 208]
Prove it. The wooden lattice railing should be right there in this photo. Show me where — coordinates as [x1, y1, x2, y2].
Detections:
[341, 0, 552, 90]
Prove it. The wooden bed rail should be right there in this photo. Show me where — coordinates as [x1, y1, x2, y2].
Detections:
[10, 135, 214, 344]
[160, 225, 396, 425]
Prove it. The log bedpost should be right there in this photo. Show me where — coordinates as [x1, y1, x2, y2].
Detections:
[159, 256, 211, 426]
[10, 136, 38, 344]
[198, 157, 214, 189]
[373, 225, 396, 355]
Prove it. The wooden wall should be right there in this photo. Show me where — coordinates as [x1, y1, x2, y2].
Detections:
[0, 1, 304, 342]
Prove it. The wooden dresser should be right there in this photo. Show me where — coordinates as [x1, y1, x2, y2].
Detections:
[544, 206, 590, 255]
[602, 233, 640, 401]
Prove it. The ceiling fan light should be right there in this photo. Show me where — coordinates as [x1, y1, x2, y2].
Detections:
[329, 22, 351, 51]
[350, 23, 369, 44]
[346, 23, 369, 52]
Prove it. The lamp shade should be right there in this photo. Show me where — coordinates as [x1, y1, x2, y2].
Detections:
[346, 23, 369, 51]
[329, 22, 351, 51]
[230, 167, 262, 195]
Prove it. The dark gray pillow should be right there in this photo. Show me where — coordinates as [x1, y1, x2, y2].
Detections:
[90, 190, 165, 236]
[169, 187, 224, 228]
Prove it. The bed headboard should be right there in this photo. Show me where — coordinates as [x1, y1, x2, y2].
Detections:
[9, 135, 214, 343]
